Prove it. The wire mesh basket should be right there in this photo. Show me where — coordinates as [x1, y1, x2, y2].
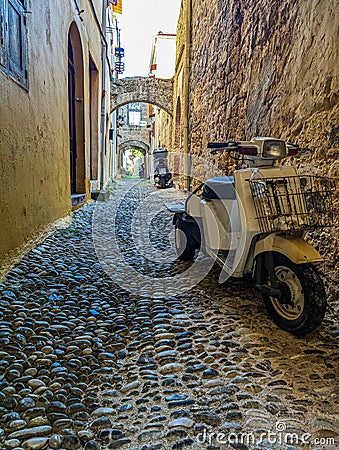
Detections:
[249, 175, 336, 233]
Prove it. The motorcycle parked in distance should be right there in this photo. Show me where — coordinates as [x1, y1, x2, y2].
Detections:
[166, 137, 336, 336]
[153, 148, 173, 189]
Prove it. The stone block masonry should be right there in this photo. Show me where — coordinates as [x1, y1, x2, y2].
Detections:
[181, 0, 338, 303]
[111, 77, 174, 116]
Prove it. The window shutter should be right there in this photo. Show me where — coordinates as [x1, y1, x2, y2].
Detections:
[7, 0, 27, 86]
[0, 0, 28, 87]
[8, 1, 22, 70]
[0, 0, 6, 67]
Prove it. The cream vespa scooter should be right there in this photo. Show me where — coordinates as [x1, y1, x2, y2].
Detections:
[169, 138, 336, 336]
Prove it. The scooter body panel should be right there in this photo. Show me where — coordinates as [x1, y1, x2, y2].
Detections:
[187, 165, 302, 278]
[200, 198, 240, 251]
[228, 166, 299, 276]
[186, 193, 202, 218]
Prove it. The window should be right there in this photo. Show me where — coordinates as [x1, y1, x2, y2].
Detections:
[128, 111, 142, 126]
[0, 0, 28, 89]
[128, 103, 142, 126]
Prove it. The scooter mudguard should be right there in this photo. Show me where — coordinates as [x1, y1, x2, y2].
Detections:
[253, 234, 323, 264]
[174, 213, 201, 248]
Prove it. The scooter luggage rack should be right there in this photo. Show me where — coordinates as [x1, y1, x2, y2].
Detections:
[249, 175, 336, 233]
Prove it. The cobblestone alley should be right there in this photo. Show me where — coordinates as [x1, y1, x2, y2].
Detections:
[0, 179, 338, 450]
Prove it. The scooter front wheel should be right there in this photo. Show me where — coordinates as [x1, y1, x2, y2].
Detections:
[262, 254, 327, 336]
[175, 225, 196, 260]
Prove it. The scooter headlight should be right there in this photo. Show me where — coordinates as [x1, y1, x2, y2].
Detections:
[262, 140, 287, 159]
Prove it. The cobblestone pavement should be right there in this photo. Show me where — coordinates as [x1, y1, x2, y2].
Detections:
[0, 179, 338, 450]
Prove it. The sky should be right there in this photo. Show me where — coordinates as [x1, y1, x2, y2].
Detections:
[117, 0, 182, 78]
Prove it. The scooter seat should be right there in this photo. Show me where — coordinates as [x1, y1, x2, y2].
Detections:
[202, 176, 236, 200]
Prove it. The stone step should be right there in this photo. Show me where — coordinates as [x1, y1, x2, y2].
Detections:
[71, 193, 86, 208]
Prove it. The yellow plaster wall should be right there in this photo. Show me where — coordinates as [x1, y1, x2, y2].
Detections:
[0, 0, 110, 262]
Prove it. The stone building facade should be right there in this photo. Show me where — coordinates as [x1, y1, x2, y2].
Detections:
[173, 0, 338, 297]
[116, 102, 150, 174]
[151, 107, 172, 152]
[0, 0, 113, 267]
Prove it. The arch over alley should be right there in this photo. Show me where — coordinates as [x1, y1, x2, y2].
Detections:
[119, 139, 149, 155]
[118, 139, 149, 177]
[110, 77, 174, 116]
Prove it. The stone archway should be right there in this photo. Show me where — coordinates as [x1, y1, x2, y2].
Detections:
[111, 77, 173, 116]
[119, 139, 149, 155]
[118, 139, 149, 177]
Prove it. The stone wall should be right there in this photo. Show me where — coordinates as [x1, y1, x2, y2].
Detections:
[180, 0, 338, 299]
[189, 0, 338, 158]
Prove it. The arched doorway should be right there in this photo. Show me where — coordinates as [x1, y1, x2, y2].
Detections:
[68, 23, 85, 197]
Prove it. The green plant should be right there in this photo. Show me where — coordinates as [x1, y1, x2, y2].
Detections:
[130, 148, 144, 159]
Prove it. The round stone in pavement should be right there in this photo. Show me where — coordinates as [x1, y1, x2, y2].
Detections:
[62, 434, 81, 449]
[49, 434, 62, 449]
[168, 418, 195, 428]
[0, 179, 338, 450]
[22, 437, 49, 450]
[193, 410, 222, 426]
[84, 440, 100, 450]
[91, 407, 115, 417]
[90, 417, 112, 430]
[4, 439, 22, 449]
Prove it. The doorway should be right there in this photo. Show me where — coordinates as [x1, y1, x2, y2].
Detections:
[89, 56, 99, 182]
[68, 23, 85, 196]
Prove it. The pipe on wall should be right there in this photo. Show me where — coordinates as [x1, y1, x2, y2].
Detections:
[183, 0, 192, 191]
[99, 1, 107, 190]
[88, 0, 111, 189]
[88, 0, 112, 71]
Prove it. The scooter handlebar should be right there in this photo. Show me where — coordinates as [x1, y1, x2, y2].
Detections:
[208, 141, 238, 154]
[207, 142, 230, 149]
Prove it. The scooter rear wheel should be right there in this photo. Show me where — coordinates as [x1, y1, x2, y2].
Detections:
[262, 254, 327, 336]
